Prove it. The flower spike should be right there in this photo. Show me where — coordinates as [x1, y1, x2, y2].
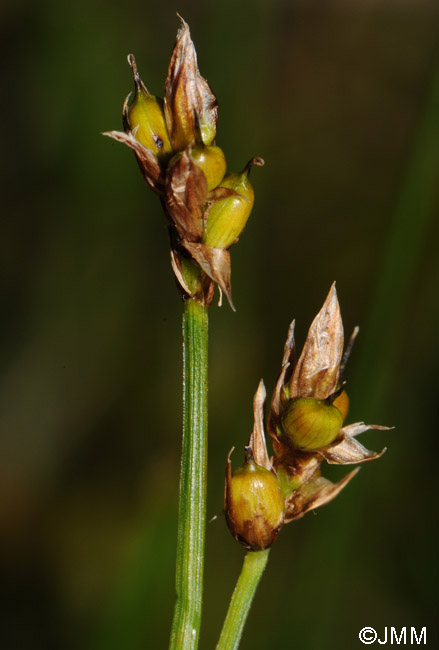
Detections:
[224, 284, 391, 549]
[104, 16, 263, 309]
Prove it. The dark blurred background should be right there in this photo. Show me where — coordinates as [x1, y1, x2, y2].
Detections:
[1, 0, 438, 648]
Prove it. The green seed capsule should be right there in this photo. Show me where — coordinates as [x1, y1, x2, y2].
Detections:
[281, 398, 343, 451]
[332, 389, 349, 422]
[226, 452, 284, 551]
[190, 144, 226, 191]
[125, 54, 173, 164]
[202, 157, 264, 249]
[168, 144, 226, 192]
[199, 113, 217, 148]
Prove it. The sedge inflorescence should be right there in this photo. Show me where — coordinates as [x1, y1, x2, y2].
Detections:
[104, 16, 263, 310]
[225, 284, 390, 551]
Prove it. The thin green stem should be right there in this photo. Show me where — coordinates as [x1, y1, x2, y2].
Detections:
[216, 549, 270, 650]
[169, 299, 208, 650]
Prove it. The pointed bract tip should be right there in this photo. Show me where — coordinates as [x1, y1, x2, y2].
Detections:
[256, 377, 266, 396]
[319, 282, 341, 321]
[176, 13, 188, 27]
[283, 320, 296, 362]
[175, 13, 191, 41]
[326, 281, 338, 303]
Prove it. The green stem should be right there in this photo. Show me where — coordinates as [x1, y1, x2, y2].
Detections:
[169, 299, 208, 650]
[216, 549, 270, 650]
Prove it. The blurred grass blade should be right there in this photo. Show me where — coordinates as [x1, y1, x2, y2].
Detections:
[352, 65, 439, 412]
[308, 63, 439, 650]
[88, 509, 175, 650]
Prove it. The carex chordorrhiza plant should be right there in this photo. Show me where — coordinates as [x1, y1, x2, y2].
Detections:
[104, 16, 391, 650]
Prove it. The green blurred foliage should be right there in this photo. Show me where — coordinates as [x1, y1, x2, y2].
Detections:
[1, 0, 438, 649]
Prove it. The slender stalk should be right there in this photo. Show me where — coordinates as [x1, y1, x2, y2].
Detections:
[169, 298, 208, 650]
[216, 549, 270, 650]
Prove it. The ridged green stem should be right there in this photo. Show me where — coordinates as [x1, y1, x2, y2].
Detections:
[216, 549, 270, 650]
[169, 299, 208, 650]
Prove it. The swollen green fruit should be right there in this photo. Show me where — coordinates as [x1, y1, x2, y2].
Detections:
[168, 144, 226, 191]
[281, 398, 343, 451]
[225, 452, 284, 550]
[126, 55, 173, 164]
[189, 144, 226, 191]
[202, 158, 263, 249]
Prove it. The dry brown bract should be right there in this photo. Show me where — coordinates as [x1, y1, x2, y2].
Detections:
[164, 16, 218, 151]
